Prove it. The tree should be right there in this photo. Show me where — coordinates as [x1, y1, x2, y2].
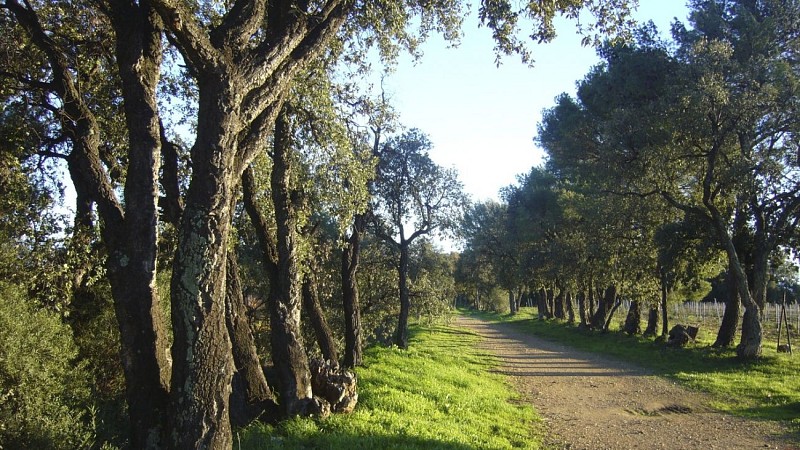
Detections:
[2, 0, 638, 444]
[372, 129, 468, 348]
[535, 0, 800, 358]
[460, 200, 519, 312]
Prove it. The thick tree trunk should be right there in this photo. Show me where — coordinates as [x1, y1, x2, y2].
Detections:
[708, 219, 762, 357]
[554, 286, 566, 319]
[537, 287, 551, 319]
[591, 285, 616, 329]
[508, 290, 517, 314]
[302, 267, 340, 367]
[547, 287, 556, 319]
[341, 215, 365, 368]
[226, 253, 278, 427]
[623, 300, 641, 335]
[106, 4, 171, 446]
[643, 305, 659, 337]
[395, 243, 411, 349]
[713, 271, 741, 348]
[169, 77, 243, 448]
[268, 108, 314, 415]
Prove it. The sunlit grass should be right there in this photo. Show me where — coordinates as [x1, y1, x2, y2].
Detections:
[239, 324, 543, 449]
[467, 307, 800, 431]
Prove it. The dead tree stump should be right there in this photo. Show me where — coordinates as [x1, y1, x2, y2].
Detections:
[309, 358, 359, 414]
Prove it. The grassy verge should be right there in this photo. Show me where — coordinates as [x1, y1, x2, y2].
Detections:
[466, 307, 800, 430]
[239, 324, 543, 449]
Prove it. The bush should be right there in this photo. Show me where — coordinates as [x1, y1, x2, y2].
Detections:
[0, 281, 92, 449]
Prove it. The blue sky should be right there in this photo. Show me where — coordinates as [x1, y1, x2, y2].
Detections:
[381, 1, 691, 203]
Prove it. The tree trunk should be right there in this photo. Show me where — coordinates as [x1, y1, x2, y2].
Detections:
[536, 287, 547, 319]
[660, 270, 669, 337]
[603, 298, 623, 332]
[623, 300, 641, 335]
[751, 241, 769, 314]
[341, 215, 365, 368]
[713, 271, 741, 348]
[565, 291, 575, 324]
[302, 266, 340, 367]
[643, 305, 659, 337]
[168, 77, 241, 448]
[395, 242, 411, 349]
[591, 285, 616, 329]
[226, 253, 278, 427]
[709, 219, 762, 357]
[554, 286, 566, 319]
[106, 4, 171, 446]
[577, 290, 588, 328]
[508, 290, 517, 314]
[268, 108, 313, 415]
[547, 287, 556, 319]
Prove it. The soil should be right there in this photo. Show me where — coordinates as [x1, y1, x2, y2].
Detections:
[454, 315, 798, 450]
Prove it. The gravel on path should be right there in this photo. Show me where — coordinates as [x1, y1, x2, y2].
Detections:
[455, 315, 798, 450]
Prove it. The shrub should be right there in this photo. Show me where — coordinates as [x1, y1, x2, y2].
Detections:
[0, 281, 92, 449]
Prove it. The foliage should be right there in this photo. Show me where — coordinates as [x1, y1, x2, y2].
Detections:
[372, 129, 469, 244]
[239, 323, 542, 449]
[0, 281, 93, 449]
[407, 240, 458, 321]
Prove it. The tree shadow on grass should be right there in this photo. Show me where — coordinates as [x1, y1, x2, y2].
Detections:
[238, 432, 488, 450]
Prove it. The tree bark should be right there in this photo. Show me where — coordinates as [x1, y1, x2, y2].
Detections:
[168, 76, 240, 448]
[591, 285, 616, 329]
[226, 252, 278, 427]
[341, 215, 365, 368]
[643, 305, 659, 337]
[565, 290, 575, 324]
[508, 290, 517, 314]
[713, 271, 741, 348]
[537, 287, 551, 319]
[302, 265, 340, 367]
[623, 300, 641, 335]
[395, 242, 412, 349]
[554, 286, 566, 319]
[577, 290, 589, 328]
[268, 108, 314, 415]
[603, 298, 623, 332]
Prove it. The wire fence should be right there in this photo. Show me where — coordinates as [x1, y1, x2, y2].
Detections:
[615, 299, 799, 343]
[671, 300, 800, 333]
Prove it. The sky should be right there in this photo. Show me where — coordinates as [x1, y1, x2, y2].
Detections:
[379, 1, 692, 203]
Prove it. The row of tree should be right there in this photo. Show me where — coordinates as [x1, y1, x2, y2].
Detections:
[458, 0, 800, 359]
[1, 0, 639, 447]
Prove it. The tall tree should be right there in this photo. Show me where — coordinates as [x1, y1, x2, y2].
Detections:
[372, 129, 467, 348]
[2, 0, 637, 444]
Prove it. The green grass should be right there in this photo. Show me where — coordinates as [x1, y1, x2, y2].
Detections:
[467, 307, 800, 430]
[239, 324, 543, 449]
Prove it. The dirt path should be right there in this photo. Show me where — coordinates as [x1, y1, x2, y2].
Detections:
[455, 315, 797, 450]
